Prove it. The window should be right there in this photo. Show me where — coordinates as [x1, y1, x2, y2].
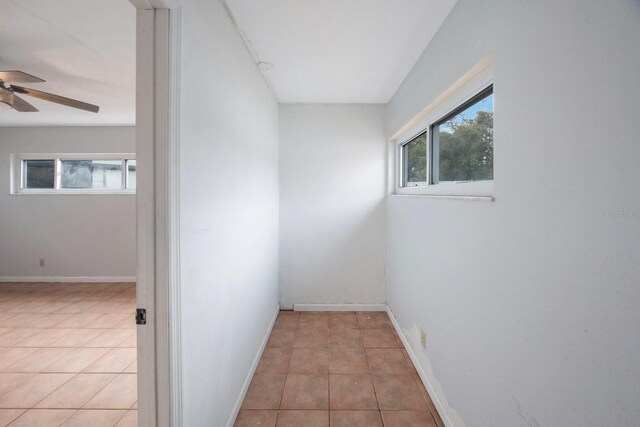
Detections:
[432, 87, 493, 184]
[401, 132, 427, 187]
[397, 82, 494, 197]
[11, 154, 136, 194]
[23, 160, 55, 189]
[126, 159, 137, 190]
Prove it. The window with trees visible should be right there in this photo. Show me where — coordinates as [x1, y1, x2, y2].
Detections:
[401, 132, 427, 187]
[398, 84, 493, 193]
[431, 86, 493, 184]
[11, 154, 136, 194]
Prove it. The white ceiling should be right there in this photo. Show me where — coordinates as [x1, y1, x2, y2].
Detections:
[0, 0, 135, 126]
[225, 0, 458, 103]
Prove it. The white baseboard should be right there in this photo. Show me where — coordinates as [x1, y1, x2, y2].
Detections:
[293, 303, 387, 312]
[0, 276, 137, 283]
[386, 306, 455, 427]
[226, 304, 280, 427]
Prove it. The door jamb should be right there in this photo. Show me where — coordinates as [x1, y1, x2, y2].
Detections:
[131, 1, 181, 426]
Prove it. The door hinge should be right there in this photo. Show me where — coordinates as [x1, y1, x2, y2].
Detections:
[136, 308, 147, 325]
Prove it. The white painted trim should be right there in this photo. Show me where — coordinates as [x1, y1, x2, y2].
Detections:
[226, 305, 280, 427]
[0, 276, 136, 283]
[389, 194, 495, 202]
[294, 303, 387, 312]
[167, 6, 182, 427]
[130, 1, 179, 426]
[386, 306, 456, 427]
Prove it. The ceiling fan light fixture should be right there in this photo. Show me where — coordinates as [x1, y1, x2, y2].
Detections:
[0, 87, 14, 110]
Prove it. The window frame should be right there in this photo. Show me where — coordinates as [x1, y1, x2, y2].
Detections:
[394, 68, 494, 198]
[400, 131, 428, 188]
[10, 153, 136, 195]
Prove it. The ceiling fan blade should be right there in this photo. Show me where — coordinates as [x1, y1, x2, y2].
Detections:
[11, 85, 99, 113]
[0, 71, 45, 84]
[12, 94, 39, 112]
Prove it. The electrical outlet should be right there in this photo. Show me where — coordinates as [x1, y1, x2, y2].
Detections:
[420, 329, 427, 349]
[39, 259, 45, 267]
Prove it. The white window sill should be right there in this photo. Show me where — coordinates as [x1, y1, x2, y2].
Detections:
[390, 193, 494, 202]
[11, 190, 136, 196]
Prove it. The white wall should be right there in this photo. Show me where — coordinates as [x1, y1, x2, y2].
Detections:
[0, 126, 136, 280]
[279, 104, 387, 308]
[178, 1, 280, 426]
[387, 1, 640, 426]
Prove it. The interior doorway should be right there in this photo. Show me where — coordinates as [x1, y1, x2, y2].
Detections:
[0, 1, 174, 425]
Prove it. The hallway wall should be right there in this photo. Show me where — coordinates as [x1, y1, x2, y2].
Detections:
[279, 104, 387, 308]
[178, 1, 280, 426]
[387, 1, 640, 426]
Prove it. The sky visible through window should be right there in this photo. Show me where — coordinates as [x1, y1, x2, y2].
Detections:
[439, 93, 493, 133]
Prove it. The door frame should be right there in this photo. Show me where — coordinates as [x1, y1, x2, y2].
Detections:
[130, 1, 182, 426]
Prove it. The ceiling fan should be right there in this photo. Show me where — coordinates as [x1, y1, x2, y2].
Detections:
[0, 70, 99, 113]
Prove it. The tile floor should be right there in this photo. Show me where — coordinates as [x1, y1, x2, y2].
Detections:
[0, 282, 137, 427]
[236, 311, 444, 427]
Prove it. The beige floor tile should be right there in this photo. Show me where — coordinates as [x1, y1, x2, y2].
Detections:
[0, 348, 38, 371]
[61, 409, 127, 426]
[4, 348, 73, 373]
[36, 374, 116, 408]
[84, 349, 137, 374]
[361, 329, 402, 349]
[123, 360, 137, 374]
[276, 410, 328, 427]
[298, 313, 329, 329]
[366, 349, 413, 374]
[83, 374, 137, 409]
[328, 328, 362, 348]
[0, 330, 42, 347]
[371, 375, 428, 411]
[328, 313, 359, 329]
[330, 410, 383, 427]
[289, 348, 328, 374]
[234, 410, 278, 427]
[241, 374, 287, 410]
[0, 373, 35, 396]
[274, 312, 300, 329]
[329, 348, 369, 374]
[266, 329, 296, 348]
[113, 316, 136, 329]
[53, 313, 104, 329]
[329, 375, 377, 410]
[114, 410, 137, 427]
[42, 348, 110, 373]
[380, 411, 437, 427]
[256, 348, 291, 374]
[116, 331, 137, 348]
[1, 313, 70, 329]
[53, 301, 101, 314]
[8, 409, 76, 427]
[84, 314, 130, 329]
[47, 329, 107, 347]
[0, 373, 74, 408]
[85, 330, 133, 348]
[13, 329, 75, 347]
[293, 328, 328, 348]
[280, 374, 329, 410]
[356, 313, 392, 329]
[0, 409, 25, 426]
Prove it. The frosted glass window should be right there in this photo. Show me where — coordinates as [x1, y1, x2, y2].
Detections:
[61, 160, 122, 189]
